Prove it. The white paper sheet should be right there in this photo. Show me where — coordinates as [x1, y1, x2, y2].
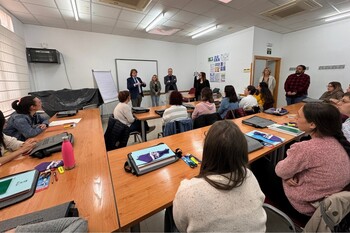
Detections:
[49, 118, 82, 126]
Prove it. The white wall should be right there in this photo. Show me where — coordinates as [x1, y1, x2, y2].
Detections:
[196, 27, 255, 95]
[278, 18, 350, 106]
[23, 25, 197, 107]
[253, 27, 283, 58]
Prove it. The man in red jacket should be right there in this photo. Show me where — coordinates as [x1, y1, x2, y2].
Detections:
[284, 65, 310, 105]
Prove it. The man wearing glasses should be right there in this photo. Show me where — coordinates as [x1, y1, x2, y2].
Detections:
[337, 92, 350, 142]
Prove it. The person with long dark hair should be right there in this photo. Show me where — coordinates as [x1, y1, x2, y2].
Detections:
[4, 96, 49, 140]
[255, 82, 274, 110]
[173, 121, 266, 232]
[252, 103, 350, 221]
[217, 85, 239, 119]
[192, 87, 216, 119]
[0, 110, 36, 166]
[194, 72, 210, 101]
[319, 81, 344, 103]
[239, 85, 258, 110]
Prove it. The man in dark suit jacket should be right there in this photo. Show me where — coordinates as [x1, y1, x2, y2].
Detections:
[127, 69, 146, 107]
[164, 68, 178, 104]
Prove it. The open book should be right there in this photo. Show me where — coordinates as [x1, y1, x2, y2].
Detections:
[127, 143, 178, 176]
[268, 124, 304, 136]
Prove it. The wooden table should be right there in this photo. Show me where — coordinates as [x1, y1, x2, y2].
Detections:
[182, 93, 196, 102]
[0, 109, 119, 232]
[108, 103, 304, 230]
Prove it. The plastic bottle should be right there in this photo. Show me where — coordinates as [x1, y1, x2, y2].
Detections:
[62, 136, 75, 170]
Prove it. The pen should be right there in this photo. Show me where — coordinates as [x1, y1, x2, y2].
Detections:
[54, 171, 58, 182]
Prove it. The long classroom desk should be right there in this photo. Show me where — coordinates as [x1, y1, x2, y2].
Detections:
[0, 109, 119, 232]
[108, 103, 304, 230]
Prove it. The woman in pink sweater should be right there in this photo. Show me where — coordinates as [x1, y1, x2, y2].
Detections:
[192, 87, 216, 119]
[276, 103, 350, 216]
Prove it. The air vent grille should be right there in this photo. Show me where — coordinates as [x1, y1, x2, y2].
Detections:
[98, 0, 151, 11]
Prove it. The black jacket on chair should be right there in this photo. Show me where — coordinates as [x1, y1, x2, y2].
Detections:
[104, 117, 130, 151]
[193, 112, 222, 129]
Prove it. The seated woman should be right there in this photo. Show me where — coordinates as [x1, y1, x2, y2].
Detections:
[254, 82, 274, 110]
[173, 120, 266, 232]
[320, 81, 344, 103]
[239, 85, 258, 110]
[0, 110, 36, 166]
[337, 92, 350, 142]
[192, 87, 216, 120]
[252, 103, 350, 221]
[4, 96, 48, 140]
[113, 90, 155, 134]
[217, 85, 239, 119]
[162, 91, 188, 125]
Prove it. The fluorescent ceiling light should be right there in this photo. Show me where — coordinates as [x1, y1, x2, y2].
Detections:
[192, 25, 218, 39]
[146, 13, 164, 32]
[218, 0, 232, 3]
[325, 12, 350, 22]
[189, 24, 217, 36]
[70, 0, 79, 21]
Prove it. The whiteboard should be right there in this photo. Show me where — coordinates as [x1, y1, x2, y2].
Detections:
[115, 59, 158, 92]
[92, 70, 118, 103]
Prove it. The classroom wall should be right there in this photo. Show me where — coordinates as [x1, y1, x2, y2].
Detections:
[23, 25, 197, 107]
[196, 27, 255, 96]
[278, 18, 350, 107]
[253, 27, 282, 58]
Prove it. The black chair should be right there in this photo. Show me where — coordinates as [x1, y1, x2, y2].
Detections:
[193, 112, 222, 129]
[104, 117, 130, 151]
[263, 203, 296, 232]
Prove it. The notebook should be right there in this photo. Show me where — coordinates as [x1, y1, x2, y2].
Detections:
[242, 116, 276, 128]
[155, 109, 166, 116]
[56, 110, 78, 118]
[183, 103, 195, 109]
[246, 130, 285, 146]
[132, 107, 150, 113]
[268, 124, 304, 136]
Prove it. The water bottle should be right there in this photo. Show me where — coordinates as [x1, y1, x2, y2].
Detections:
[62, 136, 75, 170]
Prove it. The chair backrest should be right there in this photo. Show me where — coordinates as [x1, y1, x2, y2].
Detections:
[234, 108, 247, 118]
[163, 118, 193, 137]
[263, 203, 296, 232]
[188, 87, 196, 94]
[224, 109, 235, 119]
[193, 112, 222, 129]
[104, 117, 130, 151]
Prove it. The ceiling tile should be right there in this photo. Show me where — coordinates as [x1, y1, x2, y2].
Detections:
[203, 4, 240, 20]
[189, 15, 216, 27]
[92, 3, 121, 18]
[115, 20, 138, 29]
[22, 3, 61, 18]
[158, 0, 191, 9]
[92, 15, 116, 26]
[77, 0, 91, 14]
[35, 15, 67, 27]
[0, 0, 29, 14]
[171, 10, 198, 23]
[55, 0, 73, 11]
[20, 0, 56, 8]
[182, 0, 218, 14]
[162, 20, 185, 28]
[92, 24, 113, 33]
[66, 20, 91, 31]
[225, 0, 257, 10]
[118, 9, 145, 23]
[10, 11, 38, 24]
[112, 27, 133, 36]
[147, 3, 179, 18]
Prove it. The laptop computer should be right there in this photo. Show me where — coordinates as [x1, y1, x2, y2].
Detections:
[56, 110, 78, 118]
[245, 135, 264, 153]
[242, 116, 276, 128]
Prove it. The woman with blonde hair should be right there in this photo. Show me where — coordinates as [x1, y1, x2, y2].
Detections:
[149, 74, 161, 106]
[320, 81, 344, 102]
[259, 67, 276, 95]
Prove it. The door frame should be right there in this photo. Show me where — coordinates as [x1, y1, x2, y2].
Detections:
[251, 56, 281, 107]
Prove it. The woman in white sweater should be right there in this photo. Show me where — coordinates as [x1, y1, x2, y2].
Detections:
[259, 67, 276, 95]
[173, 120, 266, 232]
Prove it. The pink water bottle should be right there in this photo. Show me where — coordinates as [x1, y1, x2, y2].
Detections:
[62, 136, 75, 170]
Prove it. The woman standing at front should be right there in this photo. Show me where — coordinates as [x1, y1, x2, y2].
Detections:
[149, 74, 161, 107]
[194, 72, 210, 101]
[127, 69, 146, 107]
[259, 67, 276, 95]
[173, 121, 266, 232]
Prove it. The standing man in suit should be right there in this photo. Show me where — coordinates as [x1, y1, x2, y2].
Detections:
[164, 68, 178, 104]
[127, 69, 146, 107]
[284, 65, 310, 105]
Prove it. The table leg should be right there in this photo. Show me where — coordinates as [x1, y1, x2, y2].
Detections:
[141, 120, 146, 142]
[130, 223, 140, 232]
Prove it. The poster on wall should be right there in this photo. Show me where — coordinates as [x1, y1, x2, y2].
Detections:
[208, 53, 229, 82]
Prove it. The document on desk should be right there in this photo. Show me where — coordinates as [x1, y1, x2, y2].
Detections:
[49, 118, 82, 127]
